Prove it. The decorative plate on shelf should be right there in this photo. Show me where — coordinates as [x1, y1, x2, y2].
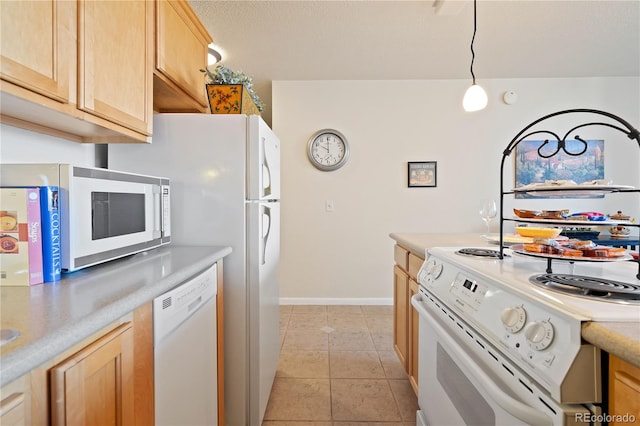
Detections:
[512, 183, 635, 198]
[510, 244, 633, 262]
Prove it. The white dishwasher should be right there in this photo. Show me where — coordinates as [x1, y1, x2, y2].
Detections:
[154, 264, 218, 426]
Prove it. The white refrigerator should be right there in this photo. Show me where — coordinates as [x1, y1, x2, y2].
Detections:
[109, 113, 281, 426]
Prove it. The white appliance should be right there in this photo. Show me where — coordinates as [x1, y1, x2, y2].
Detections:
[109, 114, 281, 426]
[413, 246, 639, 426]
[154, 264, 218, 426]
[0, 163, 170, 271]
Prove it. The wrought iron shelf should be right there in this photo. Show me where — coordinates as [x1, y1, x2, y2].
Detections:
[498, 109, 640, 279]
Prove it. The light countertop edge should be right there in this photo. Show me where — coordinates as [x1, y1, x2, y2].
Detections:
[0, 245, 232, 387]
[581, 322, 640, 368]
[389, 232, 640, 368]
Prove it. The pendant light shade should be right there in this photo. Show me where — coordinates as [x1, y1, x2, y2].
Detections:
[463, 0, 487, 112]
[463, 84, 488, 112]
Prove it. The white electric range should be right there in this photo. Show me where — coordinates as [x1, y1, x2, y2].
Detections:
[412, 246, 639, 426]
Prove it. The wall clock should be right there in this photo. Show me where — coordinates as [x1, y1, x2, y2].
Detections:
[307, 129, 350, 171]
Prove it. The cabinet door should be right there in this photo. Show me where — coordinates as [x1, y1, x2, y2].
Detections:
[50, 322, 134, 426]
[393, 265, 409, 369]
[77, 0, 153, 136]
[609, 355, 640, 425]
[0, 0, 74, 103]
[154, 0, 212, 112]
[408, 279, 419, 395]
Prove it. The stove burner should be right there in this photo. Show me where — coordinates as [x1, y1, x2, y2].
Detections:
[456, 248, 502, 258]
[530, 274, 640, 301]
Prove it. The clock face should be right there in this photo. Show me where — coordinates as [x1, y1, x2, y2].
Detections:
[307, 129, 350, 171]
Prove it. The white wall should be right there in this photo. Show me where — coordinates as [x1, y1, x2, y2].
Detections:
[0, 124, 99, 166]
[272, 77, 640, 304]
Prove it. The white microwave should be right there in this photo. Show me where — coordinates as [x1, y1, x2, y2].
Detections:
[1, 163, 170, 271]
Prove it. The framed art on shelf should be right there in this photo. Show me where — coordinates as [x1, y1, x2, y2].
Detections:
[408, 161, 437, 188]
[514, 139, 604, 198]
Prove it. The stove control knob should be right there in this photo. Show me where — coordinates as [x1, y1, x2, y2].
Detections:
[524, 321, 554, 351]
[418, 260, 434, 283]
[432, 263, 443, 279]
[501, 306, 527, 333]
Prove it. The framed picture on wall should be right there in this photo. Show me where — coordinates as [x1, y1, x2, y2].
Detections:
[408, 161, 437, 187]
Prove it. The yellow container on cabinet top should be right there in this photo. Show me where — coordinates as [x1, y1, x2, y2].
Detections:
[206, 84, 260, 115]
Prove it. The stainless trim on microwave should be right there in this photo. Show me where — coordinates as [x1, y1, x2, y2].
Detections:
[73, 238, 166, 268]
[72, 166, 168, 185]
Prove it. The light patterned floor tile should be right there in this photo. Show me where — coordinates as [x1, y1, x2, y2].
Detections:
[264, 378, 332, 421]
[329, 351, 385, 379]
[283, 330, 329, 351]
[331, 379, 402, 422]
[388, 379, 419, 421]
[370, 331, 394, 351]
[378, 351, 408, 379]
[277, 351, 330, 378]
[360, 305, 393, 316]
[271, 305, 418, 424]
[288, 313, 330, 330]
[327, 305, 363, 315]
[329, 331, 375, 351]
[292, 305, 328, 314]
[328, 315, 369, 331]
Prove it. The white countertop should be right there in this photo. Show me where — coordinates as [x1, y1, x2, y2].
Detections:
[0, 245, 232, 387]
[389, 232, 640, 367]
[389, 232, 486, 258]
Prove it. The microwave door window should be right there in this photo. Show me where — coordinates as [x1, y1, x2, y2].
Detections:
[92, 192, 146, 240]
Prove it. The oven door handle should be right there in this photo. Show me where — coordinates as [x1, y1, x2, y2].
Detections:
[412, 293, 552, 426]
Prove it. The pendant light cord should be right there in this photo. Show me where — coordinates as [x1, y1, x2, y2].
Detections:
[469, 0, 478, 85]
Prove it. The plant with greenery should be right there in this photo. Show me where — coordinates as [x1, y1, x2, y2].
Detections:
[201, 65, 264, 112]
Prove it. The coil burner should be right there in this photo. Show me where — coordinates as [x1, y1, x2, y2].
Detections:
[529, 274, 640, 301]
[455, 248, 503, 258]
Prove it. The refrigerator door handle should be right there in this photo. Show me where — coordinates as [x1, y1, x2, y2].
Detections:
[262, 206, 271, 265]
[262, 140, 272, 197]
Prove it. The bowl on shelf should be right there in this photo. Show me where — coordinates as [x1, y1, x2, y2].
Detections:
[513, 208, 539, 218]
[515, 226, 562, 239]
[609, 226, 631, 238]
[539, 209, 569, 219]
[560, 228, 600, 240]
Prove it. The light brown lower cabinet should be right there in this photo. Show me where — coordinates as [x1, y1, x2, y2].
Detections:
[0, 302, 153, 426]
[0, 391, 26, 426]
[393, 265, 409, 368]
[609, 354, 640, 424]
[393, 244, 422, 396]
[50, 322, 134, 425]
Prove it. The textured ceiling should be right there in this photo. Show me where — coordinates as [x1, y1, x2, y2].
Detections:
[189, 0, 640, 122]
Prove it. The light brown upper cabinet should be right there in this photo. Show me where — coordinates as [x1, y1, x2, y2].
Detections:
[154, 0, 212, 113]
[77, 0, 154, 137]
[0, 0, 153, 143]
[0, 0, 74, 105]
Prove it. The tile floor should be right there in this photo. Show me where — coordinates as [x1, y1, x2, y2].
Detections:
[263, 305, 418, 426]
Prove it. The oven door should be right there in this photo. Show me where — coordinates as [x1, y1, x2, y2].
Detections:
[412, 290, 555, 426]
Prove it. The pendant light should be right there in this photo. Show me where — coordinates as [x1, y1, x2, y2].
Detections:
[462, 0, 488, 112]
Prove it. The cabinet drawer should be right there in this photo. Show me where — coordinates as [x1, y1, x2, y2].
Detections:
[0, 392, 25, 426]
[408, 253, 423, 281]
[394, 245, 409, 270]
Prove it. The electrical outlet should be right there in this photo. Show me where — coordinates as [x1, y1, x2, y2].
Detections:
[326, 199, 335, 212]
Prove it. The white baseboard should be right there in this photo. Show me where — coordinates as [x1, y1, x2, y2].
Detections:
[279, 297, 393, 306]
